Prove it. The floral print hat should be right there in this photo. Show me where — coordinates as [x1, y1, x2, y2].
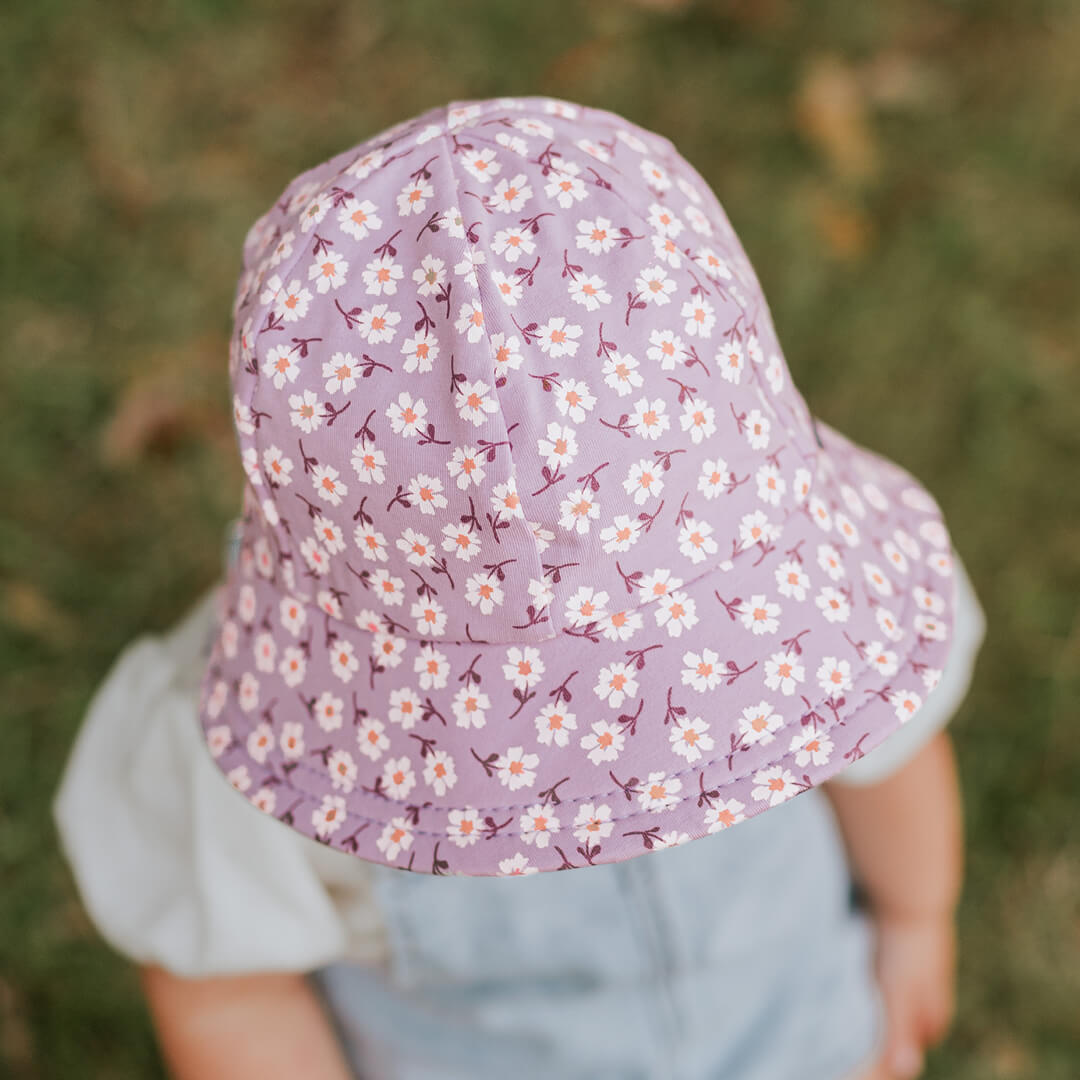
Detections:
[200, 95, 960, 876]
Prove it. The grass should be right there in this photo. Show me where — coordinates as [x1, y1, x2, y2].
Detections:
[2, 0, 1078, 1076]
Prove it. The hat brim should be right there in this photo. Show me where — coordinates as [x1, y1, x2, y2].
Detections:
[197, 418, 959, 876]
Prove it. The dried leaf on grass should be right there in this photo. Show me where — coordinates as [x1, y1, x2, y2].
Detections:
[794, 54, 879, 182]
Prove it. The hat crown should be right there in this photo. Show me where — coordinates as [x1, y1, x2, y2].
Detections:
[227, 96, 820, 644]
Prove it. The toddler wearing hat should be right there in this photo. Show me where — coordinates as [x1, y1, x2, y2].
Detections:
[54, 96, 985, 1080]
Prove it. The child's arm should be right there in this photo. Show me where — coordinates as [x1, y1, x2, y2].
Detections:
[140, 965, 354, 1080]
[822, 729, 963, 1079]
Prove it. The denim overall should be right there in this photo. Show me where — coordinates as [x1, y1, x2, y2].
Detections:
[312, 785, 884, 1080]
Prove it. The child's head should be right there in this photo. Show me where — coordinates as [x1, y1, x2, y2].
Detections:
[200, 96, 960, 875]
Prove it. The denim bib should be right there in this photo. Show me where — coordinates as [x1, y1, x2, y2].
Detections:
[313, 785, 884, 1080]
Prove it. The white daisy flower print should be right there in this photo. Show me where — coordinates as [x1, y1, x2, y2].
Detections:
[558, 487, 600, 534]
[446, 809, 481, 848]
[490, 270, 523, 307]
[568, 273, 610, 311]
[744, 409, 770, 450]
[308, 250, 349, 294]
[599, 609, 643, 642]
[328, 749, 358, 793]
[262, 276, 312, 322]
[573, 803, 614, 844]
[647, 202, 683, 237]
[555, 378, 596, 422]
[262, 344, 301, 389]
[790, 729, 833, 769]
[678, 520, 718, 565]
[503, 646, 545, 691]
[629, 397, 670, 440]
[329, 639, 360, 683]
[412, 596, 449, 636]
[492, 226, 535, 263]
[313, 690, 345, 732]
[818, 544, 846, 581]
[407, 473, 448, 515]
[338, 198, 381, 240]
[423, 750, 457, 797]
[493, 173, 532, 211]
[793, 467, 813, 504]
[495, 746, 539, 791]
[362, 253, 402, 296]
[603, 351, 643, 396]
[446, 445, 486, 490]
[681, 297, 716, 338]
[388, 687, 421, 729]
[279, 722, 305, 760]
[376, 818, 413, 861]
[518, 804, 560, 848]
[756, 463, 786, 506]
[892, 688, 923, 724]
[357, 304, 399, 344]
[386, 391, 428, 438]
[455, 299, 487, 343]
[655, 591, 698, 637]
[564, 585, 609, 627]
[371, 630, 406, 669]
[537, 422, 579, 469]
[247, 722, 273, 765]
[490, 477, 525, 518]
[669, 715, 714, 763]
[538, 316, 583, 358]
[451, 248, 484, 289]
[535, 702, 578, 748]
[817, 656, 853, 700]
[322, 352, 361, 395]
[600, 515, 643, 554]
[863, 561, 895, 597]
[915, 613, 948, 641]
[647, 328, 685, 370]
[698, 458, 732, 500]
[623, 459, 664, 505]
[876, 609, 902, 639]
[357, 717, 389, 761]
[440, 523, 480, 563]
[764, 650, 806, 696]
[452, 684, 491, 730]
[636, 265, 677, 306]
[865, 640, 900, 677]
[815, 586, 851, 624]
[465, 572, 504, 615]
[289, 389, 323, 433]
[544, 168, 587, 208]
[741, 594, 781, 635]
[682, 648, 723, 692]
[594, 662, 638, 709]
[775, 559, 810, 601]
[311, 463, 347, 506]
[312, 795, 347, 839]
[705, 798, 746, 833]
[738, 700, 783, 746]
[462, 147, 502, 184]
[680, 399, 716, 444]
[765, 353, 785, 393]
[577, 216, 617, 255]
[638, 772, 682, 812]
[751, 765, 799, 807]
[491, 332, 524, 374]
[263, 445, 294, 486]
[744, 509, 784, 550]
[580, 720, 625, 764]
[415, 644, 450, 690]
[354, 523, 388, 563]
[397, 177, 434, 216]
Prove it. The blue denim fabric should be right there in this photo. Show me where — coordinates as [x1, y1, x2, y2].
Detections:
[312, 786, 885, 1080]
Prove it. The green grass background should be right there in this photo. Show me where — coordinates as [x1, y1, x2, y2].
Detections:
[2, 0, 1078, 1076]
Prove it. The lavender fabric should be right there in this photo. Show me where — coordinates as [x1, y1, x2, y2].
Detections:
[198, 95, 960, 875]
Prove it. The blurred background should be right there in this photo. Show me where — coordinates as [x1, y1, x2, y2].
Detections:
[2, 0, 1078, 1076]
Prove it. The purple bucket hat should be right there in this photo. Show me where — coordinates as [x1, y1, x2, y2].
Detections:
[198, 95, 960, 876]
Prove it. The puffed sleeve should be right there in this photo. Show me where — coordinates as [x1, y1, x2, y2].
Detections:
[53, 534, 389, 977]
[828, 547, 986, 786]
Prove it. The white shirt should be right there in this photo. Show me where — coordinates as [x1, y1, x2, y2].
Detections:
[52, 531, 985, 978]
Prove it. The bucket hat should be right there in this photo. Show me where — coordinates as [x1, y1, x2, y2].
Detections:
[199, 95, 960, 876]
